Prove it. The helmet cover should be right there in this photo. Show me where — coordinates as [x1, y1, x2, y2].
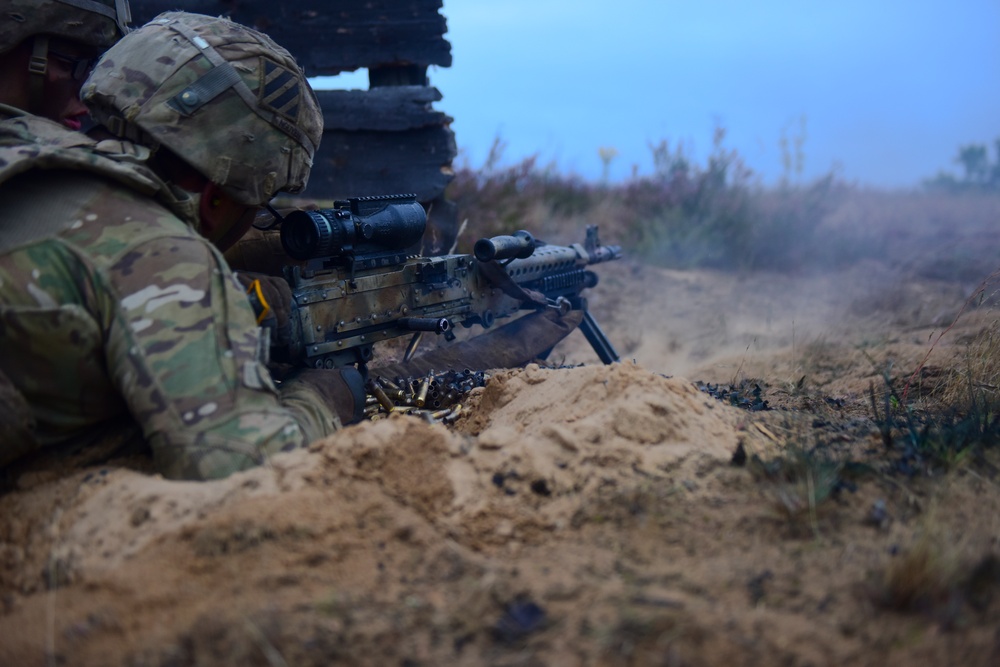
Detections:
[0, 0, 130, 54]
[82, 11, 323, 205]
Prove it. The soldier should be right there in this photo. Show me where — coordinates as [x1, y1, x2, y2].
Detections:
[0, 0, 131, 126]
[0, 12, 365, 480]
[0, 0, 130, 470]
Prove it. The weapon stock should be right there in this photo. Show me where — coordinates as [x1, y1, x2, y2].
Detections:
[268, 194, 622, 374]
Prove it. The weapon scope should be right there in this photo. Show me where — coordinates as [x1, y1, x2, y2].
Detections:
[280, 194, 426, 261]
[474, 230, 536, 262]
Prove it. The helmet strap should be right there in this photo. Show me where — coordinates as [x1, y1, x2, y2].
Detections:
[103, 113, 159, 150]
[115, 0, 132, 34]
[27, 35, 49, 112]
[56, 0, 131, 36]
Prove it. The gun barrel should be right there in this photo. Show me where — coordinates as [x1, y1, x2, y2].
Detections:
[585, 244, 622, 264]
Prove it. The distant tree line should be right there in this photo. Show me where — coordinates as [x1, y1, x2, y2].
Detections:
[926, 139, 1000, 191]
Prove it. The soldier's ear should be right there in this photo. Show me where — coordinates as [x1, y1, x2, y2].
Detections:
[199, 181, 252, 248]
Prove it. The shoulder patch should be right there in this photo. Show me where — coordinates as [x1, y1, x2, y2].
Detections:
[258, 57, 301, 121]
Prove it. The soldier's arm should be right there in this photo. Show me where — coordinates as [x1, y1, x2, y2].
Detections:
[101, 232, 341, 480]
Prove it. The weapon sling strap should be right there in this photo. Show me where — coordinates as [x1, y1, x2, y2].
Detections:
[478, 260, 549, 308]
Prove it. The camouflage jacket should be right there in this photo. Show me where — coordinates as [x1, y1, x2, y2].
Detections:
[0, 112, 341, 480]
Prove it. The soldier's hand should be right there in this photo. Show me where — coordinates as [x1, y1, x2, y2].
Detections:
[286, 367, 366, 426]
[234, 271, 294, 343]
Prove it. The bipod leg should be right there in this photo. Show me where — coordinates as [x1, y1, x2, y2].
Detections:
[579, 310, 619, 364]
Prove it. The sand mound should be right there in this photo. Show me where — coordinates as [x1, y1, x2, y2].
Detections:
[3, 258, 1000, 667]
[319, 362, 739, 549]
[0, 362, 741, 665]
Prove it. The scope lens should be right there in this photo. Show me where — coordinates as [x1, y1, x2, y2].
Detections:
[281, 210, 333, 260]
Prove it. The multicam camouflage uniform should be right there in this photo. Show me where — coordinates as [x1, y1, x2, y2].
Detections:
[0, 0, 131, 465]
[0, 13, 339, 480]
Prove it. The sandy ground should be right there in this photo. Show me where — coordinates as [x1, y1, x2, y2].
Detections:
[2, 255, 1000, 666]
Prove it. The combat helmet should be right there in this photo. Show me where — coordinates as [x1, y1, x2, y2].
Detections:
[81, 11, 323, 206]
[0, 0, 131, 54]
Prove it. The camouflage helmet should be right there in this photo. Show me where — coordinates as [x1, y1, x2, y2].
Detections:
[81, 11, 323, 206]
[0, 0, 131, 54]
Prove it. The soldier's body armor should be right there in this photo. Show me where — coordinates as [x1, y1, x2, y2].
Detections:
[0, 113, 339, 478]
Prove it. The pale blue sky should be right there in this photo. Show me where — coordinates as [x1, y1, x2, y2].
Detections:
[315, 1, 1000, 188]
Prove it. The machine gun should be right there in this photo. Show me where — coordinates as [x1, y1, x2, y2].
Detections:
[265, 194, 622, 377]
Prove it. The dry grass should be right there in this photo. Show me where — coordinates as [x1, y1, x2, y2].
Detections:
[877, 528, 963, 615]
[869, 500, 1000, 625]
[941, 310, 1000, 410]
[746, 445, 845, 538]
[448, 138, 1000, 279]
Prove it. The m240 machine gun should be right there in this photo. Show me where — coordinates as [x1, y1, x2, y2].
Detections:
[263, 194, 622, 376]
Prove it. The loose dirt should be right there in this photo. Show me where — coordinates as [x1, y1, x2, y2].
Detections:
[2, 257, 1000, 666]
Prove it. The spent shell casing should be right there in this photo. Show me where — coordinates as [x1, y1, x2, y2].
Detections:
[443, 404, 463, 423]
[370, 382, 395, 412]
[416, 375, 431, 408]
